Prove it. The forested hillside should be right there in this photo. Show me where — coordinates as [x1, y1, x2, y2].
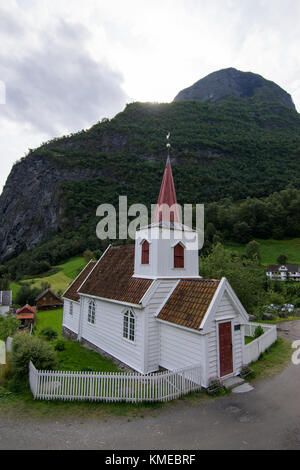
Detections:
[1, 82, 300, 278]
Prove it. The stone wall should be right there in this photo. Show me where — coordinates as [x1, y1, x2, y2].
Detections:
[62, 326, 78, 341]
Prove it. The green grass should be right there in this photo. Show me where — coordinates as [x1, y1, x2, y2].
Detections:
[56, 340, 119, 372]
[245, 336, 255, 345]
[225, 238, 300, 266]
[57, 256, 86, 279]
[247, 337, 292, 382]
[35, 309, 63, 338]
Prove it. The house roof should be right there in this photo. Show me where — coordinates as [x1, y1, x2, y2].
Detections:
[16, 304, 36, 315]
[78, 245, 153, 305]
[63, 260, 97, 302]
[157, 279, 220, 330]
[35, 288, 63, 303]
[17, 313, 35, 320]
[267, 264, 299, 272]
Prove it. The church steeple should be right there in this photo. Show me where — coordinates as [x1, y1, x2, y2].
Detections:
[153, 136, 181, 223]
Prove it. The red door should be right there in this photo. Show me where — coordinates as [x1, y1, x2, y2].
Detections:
[219, 322, 233, 377]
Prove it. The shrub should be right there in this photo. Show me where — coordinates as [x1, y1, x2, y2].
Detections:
[11, 332, 57, 376]
[254, 325, 264, 339]
[40, 327, 58, 341]
[54, 339, 67, 351]
[0, 316, 20, 341]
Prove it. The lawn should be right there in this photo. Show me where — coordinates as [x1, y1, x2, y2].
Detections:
[56, 340, 119, 372]
[224, 238, 300, 266]
[247, 337, 291, 382]
[34, 307, 119, 372]
[35, 308, 63, 337]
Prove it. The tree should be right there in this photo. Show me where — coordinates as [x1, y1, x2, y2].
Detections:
[277, 254, 288, 264]
[245, 240, 261, 262]
[15, 285, 41, 306]
[199, 243, 266, 313]
[0, 316, 20, 341]
[83, 250, 94, 262]
[232, 222, 252, 244]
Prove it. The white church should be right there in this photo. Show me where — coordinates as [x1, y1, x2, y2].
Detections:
[62, 156, 249, 387]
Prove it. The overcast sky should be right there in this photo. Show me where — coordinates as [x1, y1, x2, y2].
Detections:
[1, 0, 300, 190]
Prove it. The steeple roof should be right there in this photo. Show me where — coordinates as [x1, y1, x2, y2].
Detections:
[154, 156, 181, 223]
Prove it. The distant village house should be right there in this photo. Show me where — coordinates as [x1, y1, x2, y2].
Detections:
[16, 304, 36, 326]
[266, 264, 300, 281]
[35, 288, 63, 311]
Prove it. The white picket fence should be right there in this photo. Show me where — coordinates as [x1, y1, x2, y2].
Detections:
[29, 362, 202, 402]
[244, 322, 277, 364]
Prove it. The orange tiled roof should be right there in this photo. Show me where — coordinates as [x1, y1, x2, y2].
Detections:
[158, 279, 220, 330]
[16, 304, 36, 315]
[78, 245, 153, 305]
[63, 261, 97, 302]
[17, 313, 35, 319]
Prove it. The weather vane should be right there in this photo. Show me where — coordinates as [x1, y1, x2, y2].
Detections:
[166, 131, 171, 157]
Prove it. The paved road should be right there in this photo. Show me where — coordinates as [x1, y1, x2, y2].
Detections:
[0, 323, 300, 450]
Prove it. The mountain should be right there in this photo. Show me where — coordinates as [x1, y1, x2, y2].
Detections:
[174, 68, 296, 110]
[1, 70, 300, 267]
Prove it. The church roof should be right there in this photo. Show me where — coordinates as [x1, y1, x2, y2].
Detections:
[78, 245, 153, 305]
[63, 260, 97, 302]
[154, 157, 181, 223]
[157, 279, 220, 330]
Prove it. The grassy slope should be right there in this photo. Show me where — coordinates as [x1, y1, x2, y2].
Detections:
[224, 238, 300, 266]
[10, 256, 86, 300]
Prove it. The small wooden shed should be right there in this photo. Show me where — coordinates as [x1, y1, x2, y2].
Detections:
[35, 289, 63, 311]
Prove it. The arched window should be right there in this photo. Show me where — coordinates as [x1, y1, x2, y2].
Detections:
[88, 300, 96, 324]
[174, 243, 184, 268]
[141, 240, 150, 265]
[123, 310, 135, 342]
[69, 301, 73, 316]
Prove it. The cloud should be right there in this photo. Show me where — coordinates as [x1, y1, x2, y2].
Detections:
[0, 17, 127, 135]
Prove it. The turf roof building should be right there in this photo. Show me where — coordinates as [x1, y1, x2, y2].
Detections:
[62, 157, 249, 387]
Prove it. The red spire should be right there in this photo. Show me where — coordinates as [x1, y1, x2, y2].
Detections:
[154, 156, 181, 223]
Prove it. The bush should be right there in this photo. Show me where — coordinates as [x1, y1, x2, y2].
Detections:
[0, 316, 20, 341]
[40, 327, 58, 341]
[11, 332, 57, 376]
[54, 339, 67, 351]
[254, 325, 264, 339]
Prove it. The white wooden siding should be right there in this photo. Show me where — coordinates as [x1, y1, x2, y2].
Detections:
[79, 296, 145, 373]
[62, 299, 80, 334]
[144, 280, 178, 373]
[205, 291, 245, 379]
[159, 322, 206, 385]
[206, 329, 218, 380]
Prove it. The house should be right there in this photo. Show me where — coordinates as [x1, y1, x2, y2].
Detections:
[62, 157, 249, 387]
[16, 304, 36, 327]
[266, 264, 300, 281]
[0, 290, 12, 316]
[35, 288, 63, 311]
